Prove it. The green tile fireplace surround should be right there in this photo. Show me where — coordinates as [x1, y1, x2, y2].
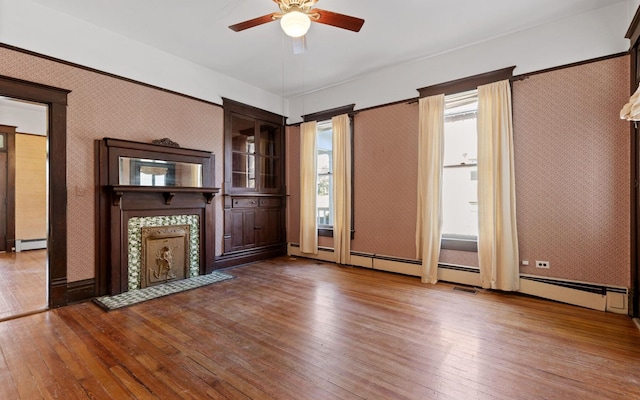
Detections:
[127, 214, 200, 291]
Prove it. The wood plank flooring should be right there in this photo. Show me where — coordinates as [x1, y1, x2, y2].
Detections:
[0, 249, 47, 320]
[1, 256, 639, 399]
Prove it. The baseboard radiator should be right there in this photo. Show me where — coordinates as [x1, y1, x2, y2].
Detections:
[15, 238, 47, 252]
[287, 243, 628, 314]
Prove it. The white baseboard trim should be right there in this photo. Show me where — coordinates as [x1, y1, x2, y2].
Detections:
[439, 266, 482, 287]
[286, 243, 629, 314]
[287, 243, 336, 263]
[373, 257, 421, 276]
[519, 278, 607, 312]
[15, 239, 47, 252]
[519, 275, 628, 314]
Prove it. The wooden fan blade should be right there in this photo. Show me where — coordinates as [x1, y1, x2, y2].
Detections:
[312, 9, 365, 32]
[229, 13, 278, 32]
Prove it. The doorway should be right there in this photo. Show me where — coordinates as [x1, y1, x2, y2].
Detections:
[0, 98, 49, 319]
[0, 74, 69, 311]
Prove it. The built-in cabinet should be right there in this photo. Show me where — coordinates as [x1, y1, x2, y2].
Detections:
[217, 99, 286, 268]
[225, 195, 283, 251]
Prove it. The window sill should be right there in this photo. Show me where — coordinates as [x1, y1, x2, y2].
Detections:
[318, 228, 355, 240]
[441, 236, 477, 252]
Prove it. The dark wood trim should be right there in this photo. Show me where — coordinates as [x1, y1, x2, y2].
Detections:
[102, 137, 215, 158]
[110, 186, 220, 207]
[302, 104, 355, 122]
[355, 97, 420, 115]
[67, 279, 96, 304]
[514, 52, 628, 80]
[627, 6, 640, 47]
[95, 140, 110, 296]
[418, 67, 515, 98]
[6, 129, 14, 253]
[48, 101, 68, 308]
[0, 74, 69, 309]
[222, 97, 284, 125]
[0, 42, 222, 109]
[0, 125, 16, 252]
[215, 244, 287, 269]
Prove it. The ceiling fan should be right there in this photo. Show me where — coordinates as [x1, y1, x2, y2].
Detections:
[229, 0, 365, 38]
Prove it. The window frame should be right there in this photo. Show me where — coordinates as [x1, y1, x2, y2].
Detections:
[316, 124, 334, 229]
[417, 67, 515, 252]
[303, 105, 356, 238]
[441, 90, 479, 251]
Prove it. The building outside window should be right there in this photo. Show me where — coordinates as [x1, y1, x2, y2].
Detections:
[316, 121, 333, 227]
[442, 90, 478, 242]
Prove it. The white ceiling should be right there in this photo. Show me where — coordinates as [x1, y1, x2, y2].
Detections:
[28, 0, 629, 99]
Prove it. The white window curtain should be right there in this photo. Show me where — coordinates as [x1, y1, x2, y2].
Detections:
[416, 94, 445, 284]
[477, 80, 520, 291]
[300, 121, 318, 254]
[332, 114, 351, 265]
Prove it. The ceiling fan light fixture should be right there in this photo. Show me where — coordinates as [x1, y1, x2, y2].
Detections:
[280, 10, 311, 37]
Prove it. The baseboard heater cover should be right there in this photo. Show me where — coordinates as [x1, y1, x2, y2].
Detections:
[287, 243, 628, 314]
[15, 238, 47, 252]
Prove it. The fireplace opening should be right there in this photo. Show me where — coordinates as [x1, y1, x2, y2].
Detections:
[140, 224, 190, 289]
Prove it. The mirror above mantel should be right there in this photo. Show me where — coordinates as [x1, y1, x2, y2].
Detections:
[118, 157, 204, 187]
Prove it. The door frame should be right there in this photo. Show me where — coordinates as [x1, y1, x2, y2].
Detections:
[0, 75, 70, 308]
[0, 126, 16, 253]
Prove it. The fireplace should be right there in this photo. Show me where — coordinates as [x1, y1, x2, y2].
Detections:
[129, 216, 199, 290]
[140, 223, 191, 289]
[96, 138, 220, 296]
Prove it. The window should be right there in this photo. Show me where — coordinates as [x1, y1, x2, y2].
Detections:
[302, 104, 355, 238]
[442, 90, 478, 249]
[316, 121, 334, 228]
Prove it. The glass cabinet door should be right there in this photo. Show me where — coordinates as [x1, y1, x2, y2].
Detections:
[258, 122, 281, 191]
[227, 110, 283, 193]
[231, 114, 256, 189]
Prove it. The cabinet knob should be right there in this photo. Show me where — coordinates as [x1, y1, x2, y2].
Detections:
[254, 226, 262, 230]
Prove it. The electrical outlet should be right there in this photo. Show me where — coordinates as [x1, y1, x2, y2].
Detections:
[535, 260, 550, 269]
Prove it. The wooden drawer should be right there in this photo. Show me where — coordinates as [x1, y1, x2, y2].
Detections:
[259, 198, 281, 208]
[232, 198, 258, 208]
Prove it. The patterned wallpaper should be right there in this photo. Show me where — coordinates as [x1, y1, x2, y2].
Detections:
[513, 55, 630, 287]
[351, 103, 420, 258]
[286, 55, 631, 287]
[0, 47, 225, 282]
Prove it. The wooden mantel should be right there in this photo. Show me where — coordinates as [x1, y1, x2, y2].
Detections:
[95, 138, 220, 296]
[110, 186, 220, 206]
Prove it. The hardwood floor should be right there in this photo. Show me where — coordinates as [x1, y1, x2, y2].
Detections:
[0, 249, 47, 320]
[1, 256, 639, 399]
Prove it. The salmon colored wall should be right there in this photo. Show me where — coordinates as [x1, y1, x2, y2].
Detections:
[351, 103, 419, 257]
[0, 46, 224, 282]
[513, 56, 630, 286]
[286, 55, 630, 287]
